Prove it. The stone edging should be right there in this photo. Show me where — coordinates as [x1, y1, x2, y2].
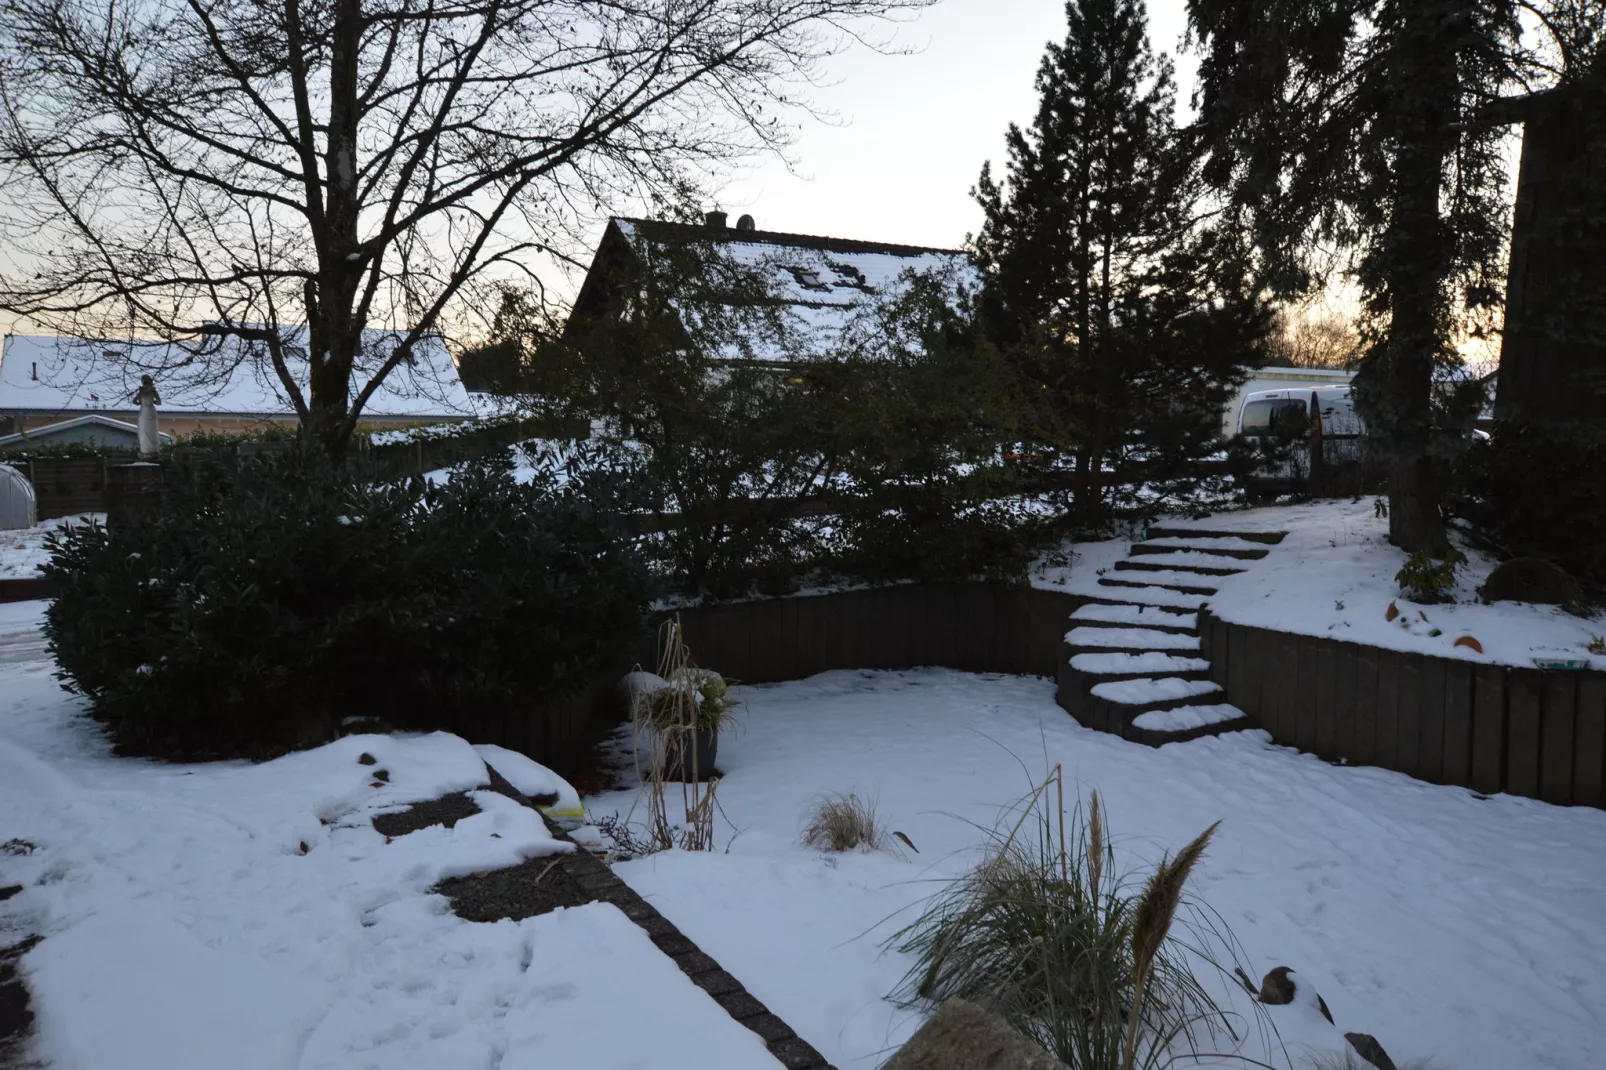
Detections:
[481, 767, 837, 1070]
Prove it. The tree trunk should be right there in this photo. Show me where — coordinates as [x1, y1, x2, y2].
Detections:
[1374, 1, 1458, 554]
[1388, 453, 1446, 555]
[303, 0, 366, 465]
[1495, 71, 1606, 438]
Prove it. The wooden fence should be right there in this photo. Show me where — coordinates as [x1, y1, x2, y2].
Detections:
[1200, 611, 1606, 808]
[4, 413, 589, 520]
[19, 458, 110, 520]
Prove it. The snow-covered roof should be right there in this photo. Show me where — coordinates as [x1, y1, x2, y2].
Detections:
[0, 330, 472, 420]
[578, 217, 979, 363]
[0, 414, 174, 448]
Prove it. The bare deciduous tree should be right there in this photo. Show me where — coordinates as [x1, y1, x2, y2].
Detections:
[0, 0, 932, 458]
[1265, 307, 1363, 370]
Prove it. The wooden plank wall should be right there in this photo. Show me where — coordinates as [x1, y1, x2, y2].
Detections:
[663, 583, 1080, 687]
[1202, 611, 1606, 809]
[25, 458, 108, 520]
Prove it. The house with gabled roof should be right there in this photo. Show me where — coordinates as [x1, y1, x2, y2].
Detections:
[0, 329, 473, 442]
[566, 212, 978, 366]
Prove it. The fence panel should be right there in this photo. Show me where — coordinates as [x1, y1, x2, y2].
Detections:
[1539, 675, 1578, 805]
[1505, 671, 1544, 798]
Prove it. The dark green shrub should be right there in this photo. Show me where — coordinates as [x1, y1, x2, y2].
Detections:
[1453, 424, 1606, 593]
[1395, 547, 1466, 603]
[42, 444, 653, 759]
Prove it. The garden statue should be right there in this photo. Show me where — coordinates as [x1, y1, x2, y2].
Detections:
[133, 375, 160, 460]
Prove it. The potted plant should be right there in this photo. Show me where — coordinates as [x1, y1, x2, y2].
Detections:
[638, 667, 738, 782]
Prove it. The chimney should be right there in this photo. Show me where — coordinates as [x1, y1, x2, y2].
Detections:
[704, 210, 728, 230]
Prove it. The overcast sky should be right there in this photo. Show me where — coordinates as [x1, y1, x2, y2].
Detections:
[704, 0, 1198, 253]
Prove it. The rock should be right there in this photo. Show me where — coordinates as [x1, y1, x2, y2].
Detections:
[882, 999, 1069, 1070]
[357, 752, 377, 766]
[290, 708, 333, 748]
[1345, 1032, 1399, 1070]
[1479, 557, 1581, 606]
[1258, 965, 1296, 1004]
[1258, 966, 1332, 1024]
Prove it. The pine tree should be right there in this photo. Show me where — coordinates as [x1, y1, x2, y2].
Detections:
[1185, 0, 1593, 553]
[973, 0, 1265, 525]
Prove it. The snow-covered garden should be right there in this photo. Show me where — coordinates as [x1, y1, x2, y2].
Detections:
[6, 546, 1606, 1069]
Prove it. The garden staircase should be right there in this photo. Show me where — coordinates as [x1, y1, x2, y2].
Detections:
[1057, 525, 1288, 746]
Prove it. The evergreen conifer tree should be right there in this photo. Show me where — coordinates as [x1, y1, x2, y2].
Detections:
[973, 0, 1266, 525]
[1185, 0, 1597, 553]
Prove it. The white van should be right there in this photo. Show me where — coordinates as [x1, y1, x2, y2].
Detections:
[1235, 386, 1366, 494]
[1237, 386, 1363, 439]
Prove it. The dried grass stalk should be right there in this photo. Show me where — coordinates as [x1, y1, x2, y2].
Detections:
[1123, 820, 1221, 1070]
[626, 616, 721, 853]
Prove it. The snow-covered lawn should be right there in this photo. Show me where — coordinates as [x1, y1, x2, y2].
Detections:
[8, 520, 1606, 1070]
[0, 515, 100, 579]
[1152, 499, 1602, 669]
[596, 668, 1606, 1070]
[0, 598, 778, 1070]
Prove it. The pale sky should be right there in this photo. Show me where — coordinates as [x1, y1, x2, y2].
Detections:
[702, 0, 1198, 253]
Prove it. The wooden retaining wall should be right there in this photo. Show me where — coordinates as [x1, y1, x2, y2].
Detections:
[664, 583, 1079, 684]
[1200, 611, 1606, 808]
[454, 583, 1080, 760]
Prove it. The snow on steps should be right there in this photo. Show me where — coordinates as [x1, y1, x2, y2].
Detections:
[1056, 524, 1287, 747]
[1069, 651, 1210, 675]
[1064, 626, 1201, 651]
[1070, 603, 1198, 631]
[1127, 703, 1256, 747]
[1139, 535, 1280, 553]
[1144, 526, 1286, 545]
[1098, 571, 1220, 595]
[1114, 556, 1247, 576]
[1130, 546, 1265, 571]
[1132, 703, 1246, 732]
[1089, 676, 1224, 706]
[1072, 586, 1212, 610]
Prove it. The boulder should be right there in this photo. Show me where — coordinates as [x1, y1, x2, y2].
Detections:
[1479, 557, 1581, 606]
[1345, 1032, 1400, 1070]
[882, 999, 1069, 1070]
[1258, 966, 1332, 1024]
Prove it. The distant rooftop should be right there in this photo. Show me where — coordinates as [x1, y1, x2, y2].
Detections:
[0, 329, 472, 420]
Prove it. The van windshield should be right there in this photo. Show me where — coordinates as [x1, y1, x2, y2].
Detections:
[1241, 398, 1308, 433]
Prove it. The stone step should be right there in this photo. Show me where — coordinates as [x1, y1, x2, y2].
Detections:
[1114, 559, 1245, 577]
[1064, 627, 1201, 652]
[1070, 603, 1199, 633]
[1129, 543, 1269, 561]
[1068, 651, 1211, 675]
[1056, 658, 1213, 722]
[1098, 575, 1219, 596]
[1074, 588, 1212, 611]
[1146, 526, 1286, 545]
[1089, 676, 1225, 708]
[1127, 703, 1256, 747]
[1075, 679, 1228, 737]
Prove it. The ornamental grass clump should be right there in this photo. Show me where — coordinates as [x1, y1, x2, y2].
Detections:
[803, 792, 885, 853]
[888, 768, 1251, 1070]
